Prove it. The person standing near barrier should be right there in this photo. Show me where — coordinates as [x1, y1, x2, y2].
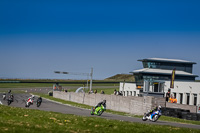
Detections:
[94, 90, 97, 94]
[171, 96, 177, 103]
[173, 96, 177, 103]
[169, 94, 177, 103]
[166, 89, 170, 102]
[169, 94, 173, 103]
[114, 89, 117, 95]
[101, 90, 105, 94]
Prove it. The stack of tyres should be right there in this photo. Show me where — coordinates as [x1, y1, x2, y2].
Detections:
[197, 114, 200, 121]
[186, 114, 192, 120]
[190, 113, 198, 121]
[181, 112, 188, 120]
[168, 108, 176, 117]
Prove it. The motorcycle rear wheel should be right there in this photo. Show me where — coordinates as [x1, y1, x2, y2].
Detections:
[37, 102, 41, 107]
[7, 100, 11, 105]
[90, 111, 94, 115]
[26, 102, 31, 108]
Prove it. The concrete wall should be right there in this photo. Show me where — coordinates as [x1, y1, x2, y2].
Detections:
[166, 102, 197, 113]
[54, 91, 198, 114]
[53, 91, 166, 115]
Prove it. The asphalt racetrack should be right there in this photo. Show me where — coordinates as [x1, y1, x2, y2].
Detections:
[1, 93, 200, 130]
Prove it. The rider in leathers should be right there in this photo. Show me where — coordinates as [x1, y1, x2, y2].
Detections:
[94, 100, 106, 110]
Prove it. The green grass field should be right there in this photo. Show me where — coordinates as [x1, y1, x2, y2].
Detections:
[0, 105, 199, 133]
[0, 82, 118, 95]
[0, 83, 53, 88]
[1, 81, 200, 131]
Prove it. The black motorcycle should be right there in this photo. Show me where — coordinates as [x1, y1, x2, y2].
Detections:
[7, 97, 13, 105]
[36, 99, 42, 107]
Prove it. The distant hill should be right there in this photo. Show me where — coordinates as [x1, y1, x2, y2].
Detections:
[104, 74, 135, 82]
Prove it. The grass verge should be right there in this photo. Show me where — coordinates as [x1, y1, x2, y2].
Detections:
[0, 105, 199, 133]
[32, 92, 200, 126]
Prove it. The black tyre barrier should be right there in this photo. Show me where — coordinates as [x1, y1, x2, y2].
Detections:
[162, 107, 200, 121]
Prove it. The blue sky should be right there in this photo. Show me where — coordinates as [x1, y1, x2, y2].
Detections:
[0, 1, 200, 80]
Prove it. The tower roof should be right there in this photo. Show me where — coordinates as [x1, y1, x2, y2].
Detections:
[138, 58, 196, 64]
[131, 68, 198, 77]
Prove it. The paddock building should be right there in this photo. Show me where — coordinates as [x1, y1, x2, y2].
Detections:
[119, 58, 200, 106]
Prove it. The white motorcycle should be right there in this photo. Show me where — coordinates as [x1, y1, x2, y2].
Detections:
[2, 94, 6, 100]
[142, 109, 162, 122]
[25, 98, 33, 107]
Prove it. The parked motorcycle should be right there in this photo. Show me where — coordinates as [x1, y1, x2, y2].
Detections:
[91, 104, 106, 116]
[142, 109, 162, 122]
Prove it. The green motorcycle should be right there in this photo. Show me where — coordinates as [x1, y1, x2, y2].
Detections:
[91, 104, 106, 116]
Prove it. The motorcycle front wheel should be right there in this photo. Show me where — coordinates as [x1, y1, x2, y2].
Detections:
[152, 115, 159, 122]
[142, 116, 147, 121]
[37, 102, 41, 107]
[7, 100, 11, 105]
[97, 110, 103, 116]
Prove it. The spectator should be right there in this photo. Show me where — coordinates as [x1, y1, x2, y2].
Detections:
[101, 90, 105, 94]
[173, 96, 177, 103]
[88, 90, 93, 94]
[166, 89, 170, 102]
[169, 94, 177, 103]
[116, 91, 120, 95]
[119, 92, 122, 96]
[114, 89, 117, 95]
[169, 94, 173, 103]
[94, 90, 97, 94]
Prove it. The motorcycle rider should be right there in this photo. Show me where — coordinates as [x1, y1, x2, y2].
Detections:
[146, 105, 162, 120]
[8, 90, 11, 94]
[10, 94, 14, 102]
[7, 94, 14, 104]
[37, 96, 42, 103]
[27, 95, 35, 103]
[94, 100, 106, 110]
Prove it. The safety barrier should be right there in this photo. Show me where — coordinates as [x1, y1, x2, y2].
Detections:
[53, 91, 165, 115]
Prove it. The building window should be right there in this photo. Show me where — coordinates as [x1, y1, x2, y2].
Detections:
[186, 93, 190, 105]
[134, 91, 136, 96]
[127, 91, 129, 96]
[130, 91, 132, 96]
[173, 93, 176, 99]
[159, 82, 164, 92]
[179, 93, 183, 104]
[153, 82, 159, 92]
[144, 81, 150, 92]
[194, 94, 197, 106]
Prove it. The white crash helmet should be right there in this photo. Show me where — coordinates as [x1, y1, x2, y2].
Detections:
[32, 95, 35, 99]
[158, 105, 162, 110]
